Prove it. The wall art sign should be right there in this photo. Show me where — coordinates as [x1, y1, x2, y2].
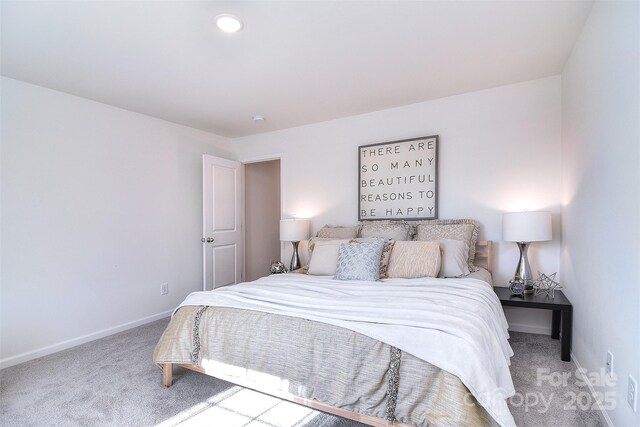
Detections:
[358, 135, 438, 221]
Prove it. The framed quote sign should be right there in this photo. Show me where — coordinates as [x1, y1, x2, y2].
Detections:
[358, 135, 438, 221]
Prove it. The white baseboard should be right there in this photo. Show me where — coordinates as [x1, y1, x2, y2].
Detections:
[508, 322, 552, 335]
[571, 352, 614, 427]
[0, 310, 172, 370]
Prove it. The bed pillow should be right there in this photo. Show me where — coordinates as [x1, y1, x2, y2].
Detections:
[352, 238, 395, 278]
[334, 240, 385, 281]
[387, 241, 441, 279]
[437, 239, 471, 278]
[359, 220, 412, 241]
[316, 225, 360, 239]
[307, 237, 344, 260]
[307, 239, 351, 276]
[415, 219, 480, 272]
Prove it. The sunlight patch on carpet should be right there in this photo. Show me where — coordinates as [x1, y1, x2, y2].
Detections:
[155, 385, 320, 427]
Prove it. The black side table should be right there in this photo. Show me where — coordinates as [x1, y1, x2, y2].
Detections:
[493, 287, 573, 362]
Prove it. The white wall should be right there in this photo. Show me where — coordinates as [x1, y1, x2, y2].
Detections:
[561, 1, 640, 425]
[235, 76, 563, 334]
[0, 77, 234, 367]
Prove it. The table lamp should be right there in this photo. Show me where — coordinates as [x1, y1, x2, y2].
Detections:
[503, 211, 552, 294]
[280, 218, 310, 271]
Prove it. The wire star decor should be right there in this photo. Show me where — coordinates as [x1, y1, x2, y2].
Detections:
[533, 271, 562, 298]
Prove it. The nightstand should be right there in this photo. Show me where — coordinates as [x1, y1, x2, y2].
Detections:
[493, 287, 573, 362]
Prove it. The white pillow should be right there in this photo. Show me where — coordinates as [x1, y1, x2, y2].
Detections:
[307, 239, 350, 276]
[438, 239, 471, 278]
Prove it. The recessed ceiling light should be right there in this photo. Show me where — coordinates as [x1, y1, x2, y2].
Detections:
[253, 115, 265, 123]
[215, 14, 243, 33]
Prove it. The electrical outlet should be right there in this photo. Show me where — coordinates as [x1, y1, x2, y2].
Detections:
[160, 283, 169, 295]
[629, 375, 638, 412]
[606, 351, 614, 377]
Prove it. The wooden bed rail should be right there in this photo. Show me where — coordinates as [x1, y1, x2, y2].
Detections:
[162, 362, 412, 427]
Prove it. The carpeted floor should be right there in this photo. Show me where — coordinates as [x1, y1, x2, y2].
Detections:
[0, 318, 603, 427]
[507, 333, 603, 427]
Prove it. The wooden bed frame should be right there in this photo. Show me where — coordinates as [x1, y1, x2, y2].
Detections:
[163, 363, 413, 427]
[162, 240, 493, 427]
[475, 240, 493, 274]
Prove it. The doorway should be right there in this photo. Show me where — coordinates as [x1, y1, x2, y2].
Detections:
[243, 159, 281, 282]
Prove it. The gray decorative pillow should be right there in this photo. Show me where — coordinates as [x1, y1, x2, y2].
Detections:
[316, 224, 361, 239]
[414, 219, 480, 272]
[359, 220, 412, 241]
[334, 240, 384, 281]
[352, 238, 395, 278]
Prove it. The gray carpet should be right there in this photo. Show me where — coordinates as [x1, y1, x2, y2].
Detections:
[0, 319, 603, 427]
[507, 333, 603, 427]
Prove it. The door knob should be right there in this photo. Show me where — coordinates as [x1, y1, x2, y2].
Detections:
[201, 237, 215, 243]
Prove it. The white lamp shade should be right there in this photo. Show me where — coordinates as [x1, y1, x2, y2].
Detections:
[280, 219, 310, 242]
[503, 211, 552, 242]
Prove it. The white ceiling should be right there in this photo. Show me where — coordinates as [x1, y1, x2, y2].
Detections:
[1, 1, 593, 138]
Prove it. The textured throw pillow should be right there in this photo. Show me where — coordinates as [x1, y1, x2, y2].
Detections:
[387, 241, 441, 279]
[360, 220, 412, 241]
[415, 219, 480, 272]
[316, 225, 360, 239]
[334, 240, 385, 281]
[352, 238, 395, 278]
[379, 239, 395, 279]
[437, 239, 471, 278]
[307, 239, 351, 275]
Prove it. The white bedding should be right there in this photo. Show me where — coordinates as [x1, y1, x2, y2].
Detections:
[177, 274, 515, 427]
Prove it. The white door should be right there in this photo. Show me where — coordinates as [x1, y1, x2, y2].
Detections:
[202, 154, 243, 291]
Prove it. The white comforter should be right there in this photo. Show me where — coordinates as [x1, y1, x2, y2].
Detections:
[177, 274, 516, 427]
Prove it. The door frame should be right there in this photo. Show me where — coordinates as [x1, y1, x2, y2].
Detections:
[240, 153, 285, 281]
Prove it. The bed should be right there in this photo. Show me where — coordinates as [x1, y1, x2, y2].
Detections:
[154, 238, 516, 427]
